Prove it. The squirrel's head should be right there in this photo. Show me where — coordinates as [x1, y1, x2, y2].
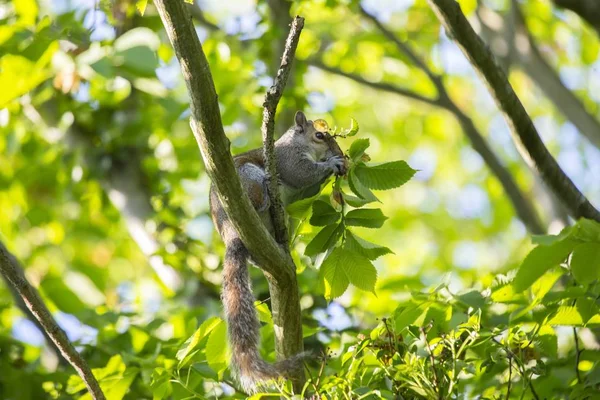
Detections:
[294, 111, 348, 175]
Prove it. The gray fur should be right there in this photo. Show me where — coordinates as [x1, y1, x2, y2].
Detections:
[210, 112, 345, 394]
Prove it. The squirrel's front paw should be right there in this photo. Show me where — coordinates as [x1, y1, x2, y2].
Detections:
[327, 156, 348, 176]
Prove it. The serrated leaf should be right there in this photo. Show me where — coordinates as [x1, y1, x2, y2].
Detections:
[310, 200, 340, 226]
[548, 306, 584, 326]
[531, 268, 563, 302]
[319, 248, 349, 300]
[319, 248, 377, 299]
[571, 242, 600, 285]
[348, 169, 379, 202]
[354, 161, 416, 190]
[345, 208, 387, 229]
[348, 138, 370, 161]
[513, 239, 578, 291]
[176, 316, 222, 364]
[206, 320, 228, 373]
[345, 230, 393, 259]
[304, 223, 343, 256]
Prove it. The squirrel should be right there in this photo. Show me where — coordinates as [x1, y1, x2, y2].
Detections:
[209, 111, 347, 393]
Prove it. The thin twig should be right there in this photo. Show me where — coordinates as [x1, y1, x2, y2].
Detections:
[492, 337, 540, 400]
[0, 242, 105, 400]
[427, 0, 600, 223]
[573, 327, 583, 383]
[262, 16, 304, 246]
[307, 58, 443, 107]
[312, 8, 546, 234]
[506, 355, 513, 400]
[421, 326, 442, 400]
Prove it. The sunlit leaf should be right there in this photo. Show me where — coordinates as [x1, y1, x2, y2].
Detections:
[570, 242, 600, 284]
[354, 161, 416, 190]
[513, 239, 577, 291]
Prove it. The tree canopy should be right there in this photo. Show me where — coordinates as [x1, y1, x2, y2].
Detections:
[1, 0, 600, 399]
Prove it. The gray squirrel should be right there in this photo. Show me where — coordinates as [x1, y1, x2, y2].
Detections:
[209, 111, 347, 393]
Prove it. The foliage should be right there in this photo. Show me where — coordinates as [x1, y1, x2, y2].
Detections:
[1, 0, 600, 399]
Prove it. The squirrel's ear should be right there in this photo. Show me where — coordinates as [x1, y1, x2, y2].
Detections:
[295, 111, 308, 130]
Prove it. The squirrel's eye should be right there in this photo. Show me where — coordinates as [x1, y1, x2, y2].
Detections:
[315, 132, 325, 140]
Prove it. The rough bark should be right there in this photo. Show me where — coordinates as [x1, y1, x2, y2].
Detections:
[262, 16, 304, 246]
[308, 7, 546, 234]
[0, 242, 105, 400]
[153, 0, 304, 387]
[427, 0, 600, 222]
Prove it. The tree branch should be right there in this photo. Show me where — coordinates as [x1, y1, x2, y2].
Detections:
[310, 8, 548, 234]
[307, 58, 443, 107]
[357, 7, 545, 234]
[477, 2, 600, 150]
[0, 242, 105, 400]
[153, 0, 304, 386]
[153, 0, 292, 283]
[262, 16, 304, 246]
[553, 0, 600, 36]
[427, 0, 600, 223]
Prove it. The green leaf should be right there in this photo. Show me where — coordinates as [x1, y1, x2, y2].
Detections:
[40, 276, 86, 315]
[393, 302, 429, 332]
[354, 161, 416, 190]
[345, 208, 388, 229]
[513, 239, 577, 291]
[176, 317, 222, 365]
[348, 138, 370, 161]
[310, 200, 340, 226]
[0, 42, 57, 107]
[304, 223, 343, 256]
[14, 0, 38, 25]
[319, 247, 377, 299]
[571, 242, 600, 284]
[572, 219, 600, 242]
[547, 306, 584, 326]
[114, 28, 159, 77]
[348, 169, 379, 202]
[345, 230, 393, 260]
[531, 268, 563, 302]
[344, 193, 371, 208]
[319, 248, 349, 300]
[136, 0, 148, 15]
[286, 192, 319, 218]
[206, 320, 228, 373]
[536, 325, 557, 358]
[255, 301, 273, 324]
[456, 290, 486, 309]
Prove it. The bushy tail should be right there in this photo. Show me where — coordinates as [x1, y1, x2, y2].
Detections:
[222, 238, 305, 394]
